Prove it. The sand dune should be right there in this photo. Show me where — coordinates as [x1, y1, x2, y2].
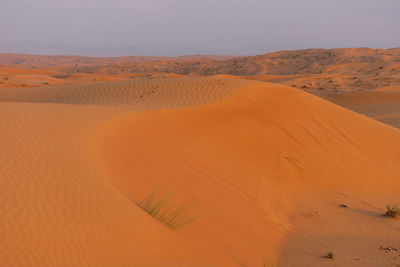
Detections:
[0, 66, 131, 89]
[320, 90, 400, 128]
[0, 77, 248, 266]
[53, 48, 400, 93]
[1, 77, 400, 266]
[4, 48, 400, 93]
[0, 66, 184, 90]
[92, 80, 400, 266]
[0, 77, 242, 106]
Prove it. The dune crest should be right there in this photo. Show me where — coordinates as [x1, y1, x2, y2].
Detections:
[1, 76, 400, 265]
[0, 77, 247, 266]
[92, 80, 400, 266]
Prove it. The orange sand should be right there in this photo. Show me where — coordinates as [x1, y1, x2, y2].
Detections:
[320, 90, 400, 128]
[1, 77, 400, 266]
[0, 66, 185, 89]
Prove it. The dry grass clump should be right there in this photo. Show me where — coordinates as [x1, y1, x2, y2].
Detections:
[386, 205, 400, 218]
[324, 252, 334, 259]
[140, 191, 201, 230]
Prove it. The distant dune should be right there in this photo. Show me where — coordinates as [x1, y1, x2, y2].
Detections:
[320, 90, 400, 128]
[3, 48, 400, 131]
[2, 48, 400, 93]
[1, 76, 400, 266]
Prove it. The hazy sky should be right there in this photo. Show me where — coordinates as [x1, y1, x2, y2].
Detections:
[1, 0, 399, 56]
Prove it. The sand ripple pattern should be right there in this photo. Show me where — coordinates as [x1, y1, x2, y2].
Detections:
[0, 77, 246, 266]
[0, 77, 244, 108]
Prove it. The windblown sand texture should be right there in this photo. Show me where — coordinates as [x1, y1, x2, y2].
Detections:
[1, 73, 400, 266]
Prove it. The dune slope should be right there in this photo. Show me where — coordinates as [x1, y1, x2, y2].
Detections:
[1, 77, 400, 266]
[320, 90, 400, 129]
[93, 81, 400, 266]
[0, 78, 245, 266]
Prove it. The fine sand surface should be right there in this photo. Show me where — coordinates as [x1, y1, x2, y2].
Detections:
[1, 77, 400, 266]
[320, 91, 400, 129]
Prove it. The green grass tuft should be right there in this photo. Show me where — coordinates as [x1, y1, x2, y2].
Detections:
[141, 191, 201, 230]
[386, 205, 400, 218]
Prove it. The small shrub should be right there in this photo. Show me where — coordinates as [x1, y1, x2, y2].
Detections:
[324, 252, 334, 259]
[4, 77, 8, 80]
[386, 205, 400, 218]
[141, 191, 201, 230]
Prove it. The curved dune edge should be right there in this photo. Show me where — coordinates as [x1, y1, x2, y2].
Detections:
[0, 77, 253, 266]
[2, 76, 400, 266]
[92, 81, 400, 265]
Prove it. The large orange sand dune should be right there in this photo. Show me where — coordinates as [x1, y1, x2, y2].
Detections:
[1, 77, 400, 266]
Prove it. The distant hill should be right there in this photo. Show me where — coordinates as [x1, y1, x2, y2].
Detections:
[63, 48, 400, 92]
[1, 48, 400, 92]
[0, 53, 235, 66]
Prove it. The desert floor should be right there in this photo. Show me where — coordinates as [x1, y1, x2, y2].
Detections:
[1, 66, 400, 266]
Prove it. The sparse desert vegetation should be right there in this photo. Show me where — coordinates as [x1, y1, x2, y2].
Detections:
[2, 49, 400, 266]
[386, 205, 400, 218]
[324, 252, 335, 259]
[2, 0, 400, 263]
[140, 191, 201, 230]
[2, 48, 400, 93]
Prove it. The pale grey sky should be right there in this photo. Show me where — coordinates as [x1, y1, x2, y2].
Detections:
[1, 0, 399, 56]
